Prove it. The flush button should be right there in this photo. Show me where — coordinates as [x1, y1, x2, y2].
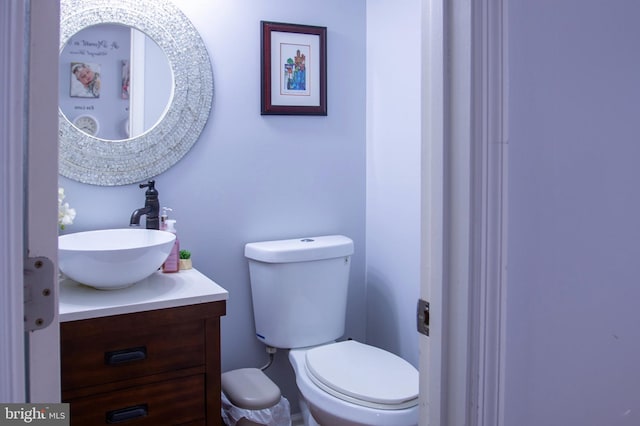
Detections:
[300, 238, 315, 242]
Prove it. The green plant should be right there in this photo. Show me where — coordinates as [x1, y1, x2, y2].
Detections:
[179, 249, 191, 260]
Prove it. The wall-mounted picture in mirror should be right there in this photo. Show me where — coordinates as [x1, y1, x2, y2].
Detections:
[121, 60, 130, 100]
[70, 62, 101, 98]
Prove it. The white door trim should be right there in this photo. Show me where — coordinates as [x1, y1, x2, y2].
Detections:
[25, 0, 62, 403]
[419, 0, 447, 423]
[0, 0, 27, 403]
[419, 0, 508, 424]
[469, 1, 509, 425]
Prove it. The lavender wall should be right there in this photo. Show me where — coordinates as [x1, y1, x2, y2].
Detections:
[365, 0, 421, 367]
[506, 1, 640, 424]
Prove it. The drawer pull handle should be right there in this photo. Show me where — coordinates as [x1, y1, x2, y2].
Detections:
[104, 346, 147, 365]
[106, 404, 148, 423]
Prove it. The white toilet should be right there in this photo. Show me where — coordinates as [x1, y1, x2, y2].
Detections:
[245, 235, 419, 426]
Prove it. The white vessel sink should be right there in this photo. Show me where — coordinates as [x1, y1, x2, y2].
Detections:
[58, 229, 176, 290]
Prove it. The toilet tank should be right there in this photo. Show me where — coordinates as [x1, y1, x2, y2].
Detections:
[244, 235, 354, 349]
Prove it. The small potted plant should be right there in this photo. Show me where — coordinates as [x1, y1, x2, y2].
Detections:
[179, 249, 192, 270]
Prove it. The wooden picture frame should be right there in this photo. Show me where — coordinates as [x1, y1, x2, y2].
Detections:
[261, 21, 327, 115]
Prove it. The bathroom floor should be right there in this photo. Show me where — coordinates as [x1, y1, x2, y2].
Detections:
[291, 413, 305, 426]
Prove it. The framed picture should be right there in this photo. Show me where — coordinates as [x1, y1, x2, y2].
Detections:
[261, 21, 327, 115]
[70, 62, 101, 98]
[121, 60, 130, 100]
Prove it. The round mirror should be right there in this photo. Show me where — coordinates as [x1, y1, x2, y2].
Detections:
[59, 0, 213, 186]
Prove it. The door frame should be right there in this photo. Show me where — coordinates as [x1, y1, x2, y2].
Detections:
[0, 0, 28, 403]
[419, 0, 446, 424]
[420, 0, 508, 424]
[25, 0, 62, 403]
[0, 0, 61, 403]
[468, 1, 509, 425]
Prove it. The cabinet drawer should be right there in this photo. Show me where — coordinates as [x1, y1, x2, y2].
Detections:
[67, 374, 204, 425]
[61, 312, 205, 390]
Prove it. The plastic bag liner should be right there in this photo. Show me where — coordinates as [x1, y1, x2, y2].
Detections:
[221, 392, 291, 426]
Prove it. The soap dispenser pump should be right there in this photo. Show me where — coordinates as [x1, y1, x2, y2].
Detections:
[162, 219, 180, 273]
[160, 207, 173, 231]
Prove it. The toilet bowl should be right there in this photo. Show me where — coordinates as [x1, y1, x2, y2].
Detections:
[244, 236, 419, 426]
[289, 340, 418, 426]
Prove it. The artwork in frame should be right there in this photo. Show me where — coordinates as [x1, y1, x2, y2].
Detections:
[261, 21, 327, 115]
[70, 62, 101, 98]
[121, 59, 130, 100]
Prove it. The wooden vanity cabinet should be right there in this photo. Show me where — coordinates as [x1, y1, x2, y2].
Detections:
[61, 301, 225, 426]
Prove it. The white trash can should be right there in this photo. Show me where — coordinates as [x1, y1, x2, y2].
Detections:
[221, 368, 291, 426]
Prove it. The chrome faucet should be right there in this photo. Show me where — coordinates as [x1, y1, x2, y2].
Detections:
[130, 180, 160, 230]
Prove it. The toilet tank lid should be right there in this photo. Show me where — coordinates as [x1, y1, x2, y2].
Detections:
[245, 235, 354, 263]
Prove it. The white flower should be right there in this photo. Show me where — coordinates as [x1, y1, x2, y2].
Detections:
[58, 187, 76, 230]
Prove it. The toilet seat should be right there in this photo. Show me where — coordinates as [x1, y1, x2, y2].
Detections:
[304, 340, 419, 410]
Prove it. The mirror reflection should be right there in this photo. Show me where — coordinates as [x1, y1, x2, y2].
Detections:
[59, 0, 213, 186]
[59, 23, 172, 140]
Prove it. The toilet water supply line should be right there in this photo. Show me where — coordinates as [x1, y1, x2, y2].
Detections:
[260, 346, 277, 371]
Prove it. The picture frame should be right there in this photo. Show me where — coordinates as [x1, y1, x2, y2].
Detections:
[70, 62, 101, 98]
[261, 21, 327, 115]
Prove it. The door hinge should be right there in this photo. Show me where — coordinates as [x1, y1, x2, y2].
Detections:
[417, 298, 429, 336]
[24, 256, 55, 332]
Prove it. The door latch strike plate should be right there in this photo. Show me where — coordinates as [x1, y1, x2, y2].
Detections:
[417, 299, 429, 336]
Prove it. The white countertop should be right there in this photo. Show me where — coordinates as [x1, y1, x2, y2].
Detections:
[59, 268, 228, 322]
